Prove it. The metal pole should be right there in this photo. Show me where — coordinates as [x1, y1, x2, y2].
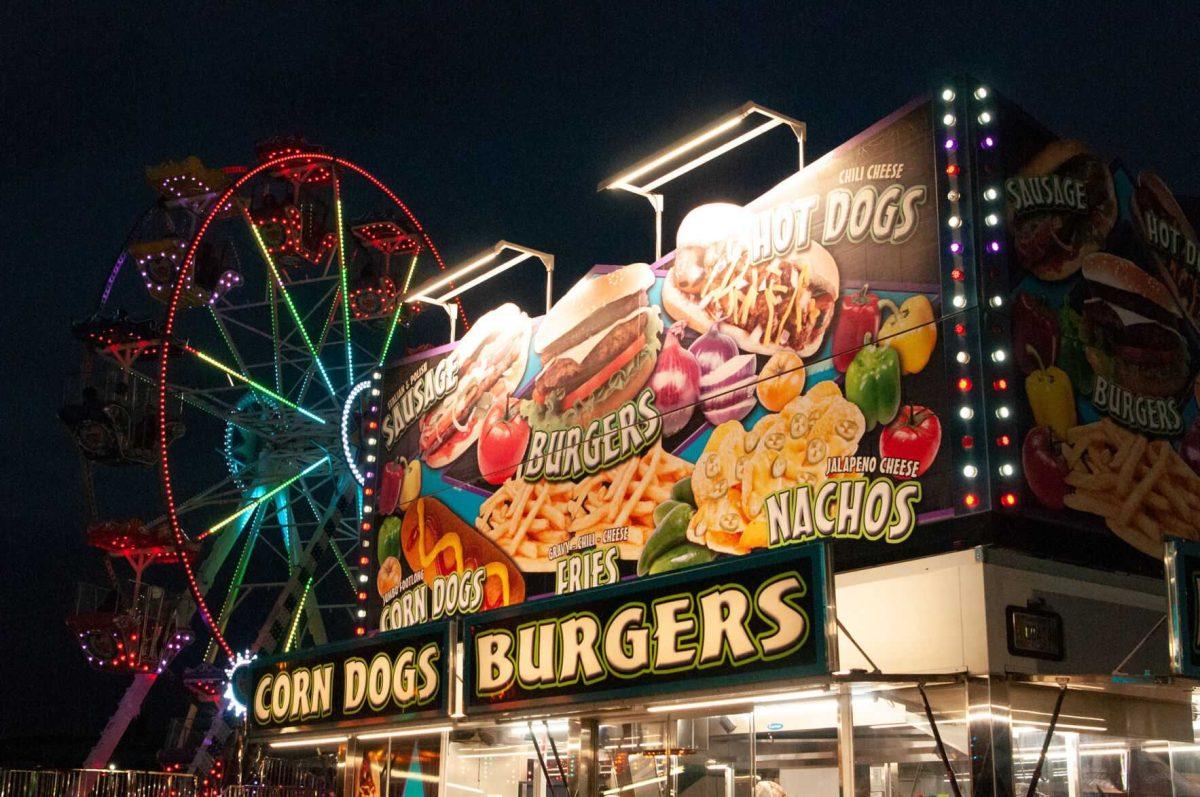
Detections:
[1025, 686, 1068, 797]
[919, 683, 963, 797]
[837, 689, 855, 797]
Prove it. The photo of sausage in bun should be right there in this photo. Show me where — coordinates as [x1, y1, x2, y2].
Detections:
[1080, 253, 1190, 399]
[418, 303, 531, 468]
[663, 202, 839, 357]
[523, 262, 662, 431]
[1009, 140, 1117, 281]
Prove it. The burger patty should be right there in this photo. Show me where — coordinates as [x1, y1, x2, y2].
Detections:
[535, 313, 647, 402]
[540, 292, 647, 360]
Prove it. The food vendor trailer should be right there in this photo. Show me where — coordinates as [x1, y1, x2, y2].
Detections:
[237, 80, 1200, 796]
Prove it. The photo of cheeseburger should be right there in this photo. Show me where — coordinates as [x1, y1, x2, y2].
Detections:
[663, 202, 839, 357]
[1080, 253, 1190, 399]
[524, 262, 662, 430]
[418, 303, 531, 468]
[1009, 140, 1117, 281]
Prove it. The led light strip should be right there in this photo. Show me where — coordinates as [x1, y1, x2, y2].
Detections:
[201, 456, 329, 538]
[243, 208, 336, 397]
[184, 344, 325, 425]
[332, 174, 354, 381]
[340, 380, 372, 486]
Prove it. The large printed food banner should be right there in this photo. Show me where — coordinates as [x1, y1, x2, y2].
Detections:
[370, 101, 969, 630]
[1001, 103, 1200, 559]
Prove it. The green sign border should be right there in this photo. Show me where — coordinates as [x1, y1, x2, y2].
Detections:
[462, 542, 833, 714]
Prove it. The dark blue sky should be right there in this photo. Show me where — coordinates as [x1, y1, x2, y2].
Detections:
[2, 0, 1197, 761]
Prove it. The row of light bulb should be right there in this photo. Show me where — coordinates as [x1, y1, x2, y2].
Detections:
[356, 370, 386, 629]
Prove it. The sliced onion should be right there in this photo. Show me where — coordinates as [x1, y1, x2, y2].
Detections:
[699, 353, 757, 424]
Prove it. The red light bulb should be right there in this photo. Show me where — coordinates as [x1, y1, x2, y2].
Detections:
[963, 493, 979, 508]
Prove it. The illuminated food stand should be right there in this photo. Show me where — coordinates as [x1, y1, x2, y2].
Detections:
[238, 80, 1200, 796]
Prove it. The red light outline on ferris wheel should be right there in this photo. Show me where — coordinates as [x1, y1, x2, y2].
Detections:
[157, 152, 459, 661]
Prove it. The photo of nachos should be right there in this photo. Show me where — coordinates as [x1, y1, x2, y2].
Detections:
[475, 442, 693, 571]
[688, 380, 866, 555]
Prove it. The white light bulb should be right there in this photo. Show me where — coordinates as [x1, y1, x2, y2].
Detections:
[948, 215, 962, 229]
[996, 406, 1011, 419]
[985, 213, 999, 226]
[991, 349, 1007, 362]
[943, 113, 956, 126]
[974, 87, 989, 100]
[357, 609, 367, 619]
[962, 465, 978, 478]
[372, 371, 382, 380]
[366, 455, 376, 463]
[978, 111, 992, 124]
[942, 88, 956, 102]
[990, 295, 1004, 308]
[947, 190, 961, 202]
[370, 388, 381, 396]
[952, 295, 966, 309]
[983, 187, 998, 201]
[362, 505, 372, 514]
[368, 437, 377, 446]
[358, 574, 368, 583]
[999, 463, 1015, 477]
[959, 406, 975, 420]
[956, 351, 970, 364]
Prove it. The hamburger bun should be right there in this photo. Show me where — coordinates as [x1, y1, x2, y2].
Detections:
[534, 263, 654, 355]
[1081, 253, 1180, 319]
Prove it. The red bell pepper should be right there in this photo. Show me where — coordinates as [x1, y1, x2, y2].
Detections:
[1013, 292, 1060, 375]
[832, 285, 881, 372]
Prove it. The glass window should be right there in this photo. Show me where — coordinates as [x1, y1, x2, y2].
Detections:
[446, 719, 574, 797]
[387, 735, 443, 797]
[755, 696, 840, 797]
[851, 682, 971, 797]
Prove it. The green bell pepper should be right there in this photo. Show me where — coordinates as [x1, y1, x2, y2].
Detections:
[845, 334, 901, 431]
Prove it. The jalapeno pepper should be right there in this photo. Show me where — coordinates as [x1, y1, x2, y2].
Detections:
[879, 294, 937, 374]
[1024, 345, 1076, 438]
[845, 333, 902, 431]
[832, 285, 881, 372]
[1057, 305, 1093, 396]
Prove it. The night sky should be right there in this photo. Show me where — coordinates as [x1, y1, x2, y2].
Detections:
[2, 1, 1198, 767]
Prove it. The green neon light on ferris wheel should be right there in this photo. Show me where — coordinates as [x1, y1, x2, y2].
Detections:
[184, 345, 326, 425]
[245, 212, 336, 397]
[334, 192, 353, 381]
[201, 456, 330, 538]
[284, 576, 315, 653]
[379, 253, 420, 365]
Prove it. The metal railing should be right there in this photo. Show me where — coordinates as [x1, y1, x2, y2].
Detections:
[222, 788, 333, 797]
[0, 768, 196, 797]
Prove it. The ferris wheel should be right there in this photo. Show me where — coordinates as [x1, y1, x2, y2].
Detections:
[61, 141, 464, 777]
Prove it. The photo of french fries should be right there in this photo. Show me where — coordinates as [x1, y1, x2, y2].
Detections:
[1061, 418, 1200, 556]
[475, 442, 693, 571]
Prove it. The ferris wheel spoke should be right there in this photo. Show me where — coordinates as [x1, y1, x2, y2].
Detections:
[207, 307, 252, 380]
[282, 576, 316, 652]
[332, 170, 354, 384]
[239, 206, 337, 399]
[295, 285, 344, 408]
[183, 344, 326, 425]
[200, 502, 268, 661]
[198, 456, 330, 539]
[379, 253, 420, 365]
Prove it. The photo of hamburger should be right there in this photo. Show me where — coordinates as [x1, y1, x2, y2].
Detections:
[663, 202, 839, 357]
[1080, 253, 1190, 399]
[1009, 140, 1117, 281]
[418, 303, 531, 468]
[524, 262, 662, 430]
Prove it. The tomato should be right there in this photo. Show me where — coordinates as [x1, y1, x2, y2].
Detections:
[1021, 426, 1070, 509]
[561, 333, 645, 411]
[477, 398, 531, 485]
[879, 405, 941, 477]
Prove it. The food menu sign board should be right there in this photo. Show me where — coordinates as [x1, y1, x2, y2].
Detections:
[242, 621, 451, 736]
[462, 544, 832, 713]
[368, 99, 976, 631]
[998, 98, 1200, 562]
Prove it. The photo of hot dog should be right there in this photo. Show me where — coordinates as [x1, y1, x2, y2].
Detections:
[418, 303, 531, 469]
[663, 202, 839, 357]
[400, 496, 525, 611]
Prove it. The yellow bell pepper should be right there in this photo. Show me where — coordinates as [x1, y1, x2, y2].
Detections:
[879, 295, 937, 374]
[1024, 345, 1076, 438]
